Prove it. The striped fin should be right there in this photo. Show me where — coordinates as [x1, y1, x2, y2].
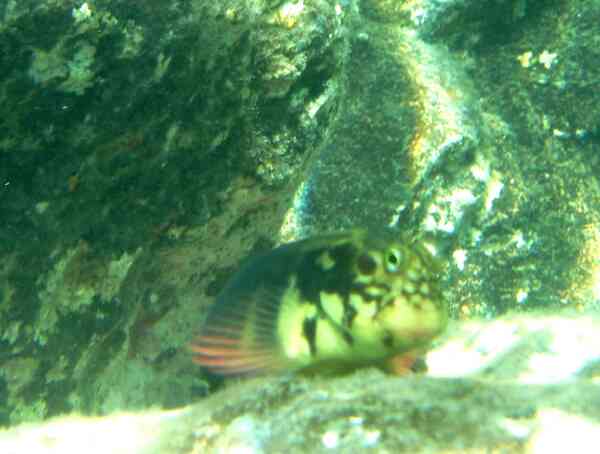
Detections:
[191, 287, 288, 376]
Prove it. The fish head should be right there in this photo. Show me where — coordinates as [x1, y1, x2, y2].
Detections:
[350, 234, 448, 352]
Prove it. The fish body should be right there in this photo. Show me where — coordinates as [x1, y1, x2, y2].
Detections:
[191, 229, 447, 376]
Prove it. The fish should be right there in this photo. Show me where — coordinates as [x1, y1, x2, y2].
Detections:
[191, 228, 447, 376]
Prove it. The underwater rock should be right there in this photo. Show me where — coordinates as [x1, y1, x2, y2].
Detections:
[2, 311, 600, 453]
[1, 0, 599, 431]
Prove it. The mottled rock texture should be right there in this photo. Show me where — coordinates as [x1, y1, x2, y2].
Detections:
[1, 0, 599, 435]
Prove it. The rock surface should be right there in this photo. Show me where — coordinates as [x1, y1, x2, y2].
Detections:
[2, 310, 600, 453]
[0, 0, 599, 433]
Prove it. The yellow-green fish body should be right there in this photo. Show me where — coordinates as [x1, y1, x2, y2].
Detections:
[191, 229, 447, 376]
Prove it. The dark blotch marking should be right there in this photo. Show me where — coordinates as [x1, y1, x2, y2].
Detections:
[296, 243, 357, 305]
[342, 301, 358, 329]
[383, 331, 394, 349]
[342, 330, 354, 346]
[302, 317, 318, 356]
[352, 283, 390, 304]
[357, 253, 377, 275]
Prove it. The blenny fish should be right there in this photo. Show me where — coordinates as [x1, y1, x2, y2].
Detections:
[191, 228, 447, 376]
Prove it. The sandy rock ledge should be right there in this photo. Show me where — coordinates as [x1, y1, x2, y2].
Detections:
[2, 310, 600, 453]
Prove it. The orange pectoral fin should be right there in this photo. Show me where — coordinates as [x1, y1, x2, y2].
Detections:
[384, 350, 427, 376]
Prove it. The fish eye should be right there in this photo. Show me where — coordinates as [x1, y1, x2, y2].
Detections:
[357, 253, 377, 275]
[386, 248, 402, 272]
